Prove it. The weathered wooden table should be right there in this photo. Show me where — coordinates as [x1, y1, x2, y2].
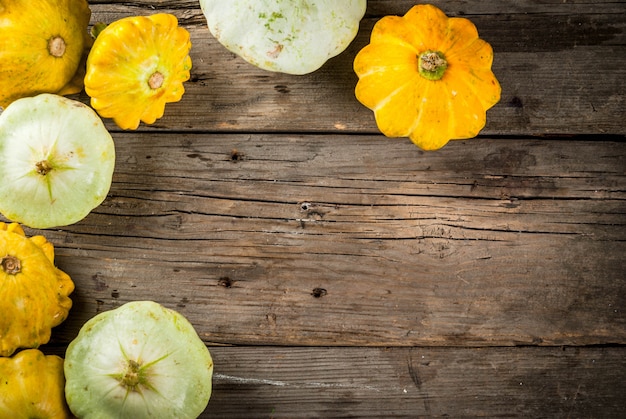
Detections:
[26, 0, 626, 417]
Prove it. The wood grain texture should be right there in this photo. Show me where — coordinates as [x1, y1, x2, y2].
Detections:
[87, 0, 626, 16]
[38, 135, 625, 347]
[2, 1, 625, 417]
[41, 344, 626, 418]
[204, 346, 626, 418]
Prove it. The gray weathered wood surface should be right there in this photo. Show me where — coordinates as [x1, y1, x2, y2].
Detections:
[10, 0, 626, 417]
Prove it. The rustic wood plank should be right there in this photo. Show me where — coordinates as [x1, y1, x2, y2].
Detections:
[88, 0, 626, 16]
[202, 346, 626, 418]
[40, 345, 622, 418]
[79, 1, 626, 135]
[367, 0, 626, 16]
[23, 135, 622, 347]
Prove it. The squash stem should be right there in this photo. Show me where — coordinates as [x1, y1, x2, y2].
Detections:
[1, 255, 21, 274]
[48, 36, 66, 58]
[36, 160, 53, 176]
[418, 51, 447, 81]
[121, 359, 143, 390]
[90, 22, 108, 39]
[148, 72, 165, 89]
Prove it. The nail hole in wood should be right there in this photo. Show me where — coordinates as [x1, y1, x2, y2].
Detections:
[230, 149, 244, 161]
[218, 276, 233, 288]
[509, 96, 523, 108]
[311, 287, 327, 298]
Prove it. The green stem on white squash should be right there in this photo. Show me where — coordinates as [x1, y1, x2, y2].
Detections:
[119, 359, 146, 391]
[36, 160, 53, 176]
[418, 50, 447, 81]
[113, 352, 168, 393]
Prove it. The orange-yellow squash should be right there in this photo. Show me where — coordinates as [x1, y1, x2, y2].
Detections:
[354, 4, 501, 150]
[0, 0, 91, 108]
[84, 13, 192, 130]
[0, 223, 74, 357]
[0, 349, 72, 418]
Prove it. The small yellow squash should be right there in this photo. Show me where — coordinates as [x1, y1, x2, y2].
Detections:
[0, 349, 72, 418]
[0, 223, 74, 357]
[354, 4, 501, 150]
[0, 0, 91, 108]
[85, 13, 192, 130]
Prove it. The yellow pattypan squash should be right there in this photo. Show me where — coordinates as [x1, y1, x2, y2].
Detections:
[85, 13, 192, 130]
[0, 349, 72, 418]
[0, 223, 74, 357]
[0, 0, 91, 108]
[354, 4, 501, 150]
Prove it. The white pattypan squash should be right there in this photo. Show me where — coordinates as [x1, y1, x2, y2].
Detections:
[199, 0, 367, 74]
[0, 94, 115, 229]
[64, 301, 213, 419]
